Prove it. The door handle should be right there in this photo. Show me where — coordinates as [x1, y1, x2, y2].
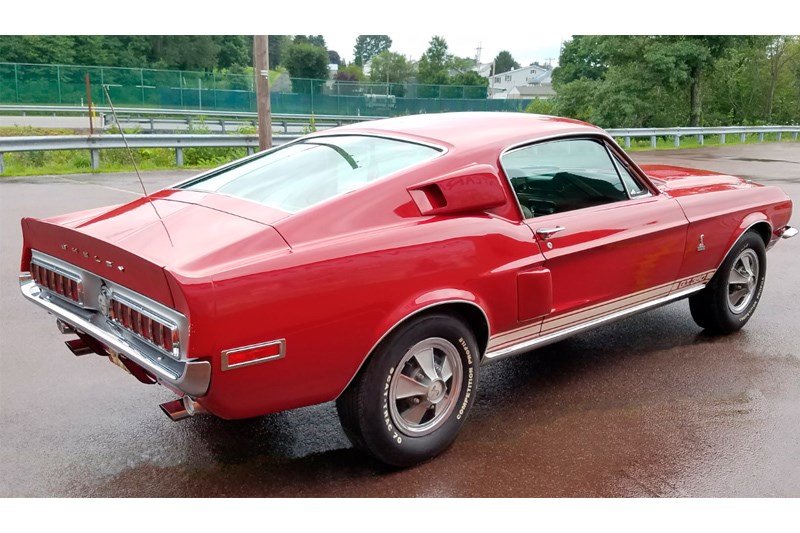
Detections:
[536, 226, 566, 239]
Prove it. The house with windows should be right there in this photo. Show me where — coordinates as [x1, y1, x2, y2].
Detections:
[488, 65, 555, 99]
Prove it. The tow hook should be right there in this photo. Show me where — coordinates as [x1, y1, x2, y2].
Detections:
[160, 396, 206, 421]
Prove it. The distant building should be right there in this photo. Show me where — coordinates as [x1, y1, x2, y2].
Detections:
[472, 62, 494, 78]
[507, 85, 556, 99]
[488, 65, 554, 99]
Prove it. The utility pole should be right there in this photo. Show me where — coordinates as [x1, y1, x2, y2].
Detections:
[254, 35, 272, 151]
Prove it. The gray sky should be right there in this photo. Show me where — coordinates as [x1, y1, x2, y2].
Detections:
[8, 0, 793, 69]
[324, 33, 565, 67]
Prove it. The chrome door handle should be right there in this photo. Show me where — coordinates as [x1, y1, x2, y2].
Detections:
[536, 226, 566, 239]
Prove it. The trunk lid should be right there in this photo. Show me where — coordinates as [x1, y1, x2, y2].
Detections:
[22, 190, 291, 306]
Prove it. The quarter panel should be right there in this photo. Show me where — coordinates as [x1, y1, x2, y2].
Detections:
[194, 216, 542, 419]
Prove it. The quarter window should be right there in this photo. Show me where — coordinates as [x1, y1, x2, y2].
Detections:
[502, 138, 630, 217]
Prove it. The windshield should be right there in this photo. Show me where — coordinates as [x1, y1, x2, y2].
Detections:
[180, 135, 442, 213]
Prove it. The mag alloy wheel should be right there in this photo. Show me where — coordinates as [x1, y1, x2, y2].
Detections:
[727, 249, 759, 314]
[336, 313, 480, 467]
[388, 337, 463, 437]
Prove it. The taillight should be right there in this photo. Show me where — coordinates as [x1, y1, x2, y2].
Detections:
[109, 296, 179, 359]
[31, 262, 82, 305]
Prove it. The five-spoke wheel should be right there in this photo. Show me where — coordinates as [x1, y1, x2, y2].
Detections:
[690, 231, 766, 333]
[336, 313, 479, 467]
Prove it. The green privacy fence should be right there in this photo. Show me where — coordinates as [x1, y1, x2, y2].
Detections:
[0, 62, 534, 116]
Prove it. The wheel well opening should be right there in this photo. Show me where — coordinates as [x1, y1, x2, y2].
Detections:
[432, 302, 490, 359]
[750, 221, 772, 246]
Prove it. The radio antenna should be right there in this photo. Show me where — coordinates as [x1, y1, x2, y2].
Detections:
[102, 85, 173, 247]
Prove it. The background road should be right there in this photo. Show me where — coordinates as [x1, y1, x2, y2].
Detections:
[0, 144, 798, 497]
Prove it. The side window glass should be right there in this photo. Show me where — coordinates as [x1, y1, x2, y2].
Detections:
[611, 153, 649, 197]
[502, 139, 629, 217]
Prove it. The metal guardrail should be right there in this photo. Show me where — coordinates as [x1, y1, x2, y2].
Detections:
[607, 125, 800, 148]
[1, 125, 799, 175]
[0, 134, 296, 173]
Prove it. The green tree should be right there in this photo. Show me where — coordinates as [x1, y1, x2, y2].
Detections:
[0, 36, 76, 64]
[418, 36, 449, 85]
[71, 36, 112, 66]
[370, 51, 415, 83]
[447, 55, 477, 73]
[294, 35, 327, 48]
[216, 36, 250, 68]
[336, 64, 365, 81]
[525, 97, 556, 115]
[268, 35, 290, 68]
[149, 36, 221, 70]
[353, 35, 392, 66]
[284, 42, 330, 93]
[551, 35, 608, 88]
[493, 50, 520, 74]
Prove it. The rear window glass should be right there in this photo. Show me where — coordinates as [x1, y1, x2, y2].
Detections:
[180, 135, 441, 213]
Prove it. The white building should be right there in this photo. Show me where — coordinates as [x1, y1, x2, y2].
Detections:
[488, 65, 554, 99]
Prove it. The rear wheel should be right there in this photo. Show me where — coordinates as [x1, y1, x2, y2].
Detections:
[336, 313, 479, 467]
[689, 231, 766, 334]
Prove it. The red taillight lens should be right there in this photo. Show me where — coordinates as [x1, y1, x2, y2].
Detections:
[32, 263, 81, 304]
[109, 298, 178, 357]
[163, 328, 175, 353]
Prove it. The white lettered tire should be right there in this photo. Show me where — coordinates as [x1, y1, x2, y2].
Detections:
[336, 313, 479, 467]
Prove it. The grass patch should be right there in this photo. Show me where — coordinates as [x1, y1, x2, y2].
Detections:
[1, 123, 253, 177]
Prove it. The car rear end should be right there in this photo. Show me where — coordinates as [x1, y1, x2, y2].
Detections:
[19, 215, 211, 401]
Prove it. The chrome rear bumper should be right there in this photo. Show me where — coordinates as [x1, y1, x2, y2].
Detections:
[777, 225, 798, 239]
[20, 278, 210, 397]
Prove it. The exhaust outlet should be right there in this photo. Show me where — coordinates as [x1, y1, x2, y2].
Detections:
[56, 319, 77, 335]
[65, 338, 92, 356]
[160, 396, 205, 421]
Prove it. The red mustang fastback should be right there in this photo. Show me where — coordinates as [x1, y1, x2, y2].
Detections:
[20, 112, 796, 466]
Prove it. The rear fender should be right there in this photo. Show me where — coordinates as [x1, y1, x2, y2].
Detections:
[336, 289, 491, 398]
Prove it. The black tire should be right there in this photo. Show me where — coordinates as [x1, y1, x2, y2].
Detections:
[689, 231, 766, 334]
[336, 313, 480, 467]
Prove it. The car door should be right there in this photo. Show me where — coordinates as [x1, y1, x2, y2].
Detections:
[502, 137, 688, 336]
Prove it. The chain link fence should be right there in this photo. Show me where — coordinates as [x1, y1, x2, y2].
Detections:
[0, 63, 535, 116]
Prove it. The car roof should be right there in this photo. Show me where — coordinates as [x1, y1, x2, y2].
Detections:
[310, 112, 606, 153]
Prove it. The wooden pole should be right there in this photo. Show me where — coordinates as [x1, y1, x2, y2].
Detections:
[254, 35, 272, 151]
[84, 72, 94, 135]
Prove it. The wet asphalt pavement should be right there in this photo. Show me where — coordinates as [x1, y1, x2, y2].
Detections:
[0, 144, 798, 497]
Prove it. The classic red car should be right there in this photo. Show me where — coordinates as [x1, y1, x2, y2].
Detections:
[20, 112, 796, 466]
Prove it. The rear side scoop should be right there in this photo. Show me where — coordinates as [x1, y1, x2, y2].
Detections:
[407, 164, 508, 216]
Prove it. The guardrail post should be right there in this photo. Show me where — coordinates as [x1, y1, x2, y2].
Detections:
[674, 135, 680, 148]
[149, 118, 155, 133]
[720, 133, 726, 144]
[219, 119, 226, 134]
[624, 136, 631, 149]
[777, 132, 782, 141]
[0, 153, 4, 175]
[176, 147, 184, 166]
[90, 149, 100, 171]
[740, 133, 746, 143]
[698, 134, 704, 146]
[651, 135, 657, 149]
[794, 132, 798, 140]
[758, 132, 764, 142]
[282, 121, 288, 133]
[247, 147, 255, 155]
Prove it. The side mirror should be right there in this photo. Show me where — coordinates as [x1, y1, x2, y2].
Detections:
[408, 164, 508, 216]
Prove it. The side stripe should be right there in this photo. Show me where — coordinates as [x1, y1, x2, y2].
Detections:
[487, 270, 715, 351]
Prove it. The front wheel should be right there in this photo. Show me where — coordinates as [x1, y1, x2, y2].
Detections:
[336, 313, 479, 467]
[689, 231, 766, 334]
